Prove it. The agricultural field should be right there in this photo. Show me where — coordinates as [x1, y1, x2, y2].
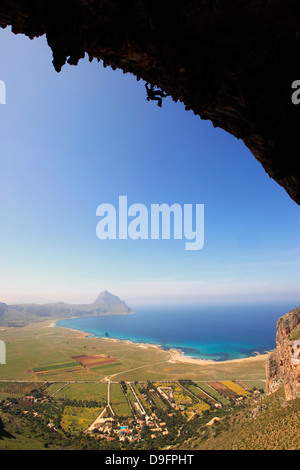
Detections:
[110, 383, 132, 418]
[208, 381, 238, 399]
[60, 405, 103, 434]
[182, 382, 219, 407]
[111, 402, 132, 418]
[33, 360, 82, 375]
[221, 381, 250, 397]
[110, 383, 127, 403]
[131, 383, 152, 415]
[195, 382, 231, 406]
[71, 354, 118, 366]
[71, 354, 122, 372]
[44, 382, 66, 397]
[119, 383, 146, 417]
[47, 382, 108, 402]
[122, 384, 136, 403]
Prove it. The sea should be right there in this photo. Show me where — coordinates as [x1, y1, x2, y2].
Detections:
[54, 301, 299, 361]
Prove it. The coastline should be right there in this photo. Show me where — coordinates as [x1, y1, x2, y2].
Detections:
[168, 347, 270, 365]
[49, 318, 271, 366]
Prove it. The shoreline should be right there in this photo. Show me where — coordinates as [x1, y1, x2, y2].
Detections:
[50, 319, 271, 366]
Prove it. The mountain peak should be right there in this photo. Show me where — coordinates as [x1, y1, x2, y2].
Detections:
[92, 291, 132, 313]
[93, 290, 121, 305]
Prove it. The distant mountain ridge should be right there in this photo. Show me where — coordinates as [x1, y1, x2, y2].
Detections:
[0, 291, 133, 327]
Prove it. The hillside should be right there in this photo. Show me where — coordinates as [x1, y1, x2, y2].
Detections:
[0, 291, 133, 327]
[172, 387, 300, 450]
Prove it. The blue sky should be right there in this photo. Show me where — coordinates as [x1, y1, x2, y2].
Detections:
[0, 27, 299, 306]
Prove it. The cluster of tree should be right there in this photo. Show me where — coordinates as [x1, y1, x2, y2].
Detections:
[0, 398, 124, 450]
[144, 381, 173, 412]
[120, 381, 128, 394]
[60, 398, 106, 408]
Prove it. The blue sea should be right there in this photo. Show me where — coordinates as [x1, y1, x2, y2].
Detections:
[55, 301, 299, 361]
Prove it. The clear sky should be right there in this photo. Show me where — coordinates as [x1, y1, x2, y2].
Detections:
[0, 27, 299, 306]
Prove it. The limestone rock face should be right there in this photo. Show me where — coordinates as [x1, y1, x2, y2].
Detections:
[266, 306, 300, 401]
[0, 1, 300, 205]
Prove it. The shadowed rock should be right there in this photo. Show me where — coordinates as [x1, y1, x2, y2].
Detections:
[0, 1, 300, 204]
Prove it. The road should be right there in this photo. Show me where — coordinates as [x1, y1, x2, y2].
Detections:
[104, 354, 174, 382]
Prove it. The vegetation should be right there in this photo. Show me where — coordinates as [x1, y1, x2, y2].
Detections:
[110, 383, 132, 418]
[289, 325, 300, 341]
[182, 388, 300, 450]
[33, 360, 80, 373]
[61, 405, 103, 434]
[50, 383, 108, 402]
[0, 375, 299, 450]
[197, 382, 231, 406]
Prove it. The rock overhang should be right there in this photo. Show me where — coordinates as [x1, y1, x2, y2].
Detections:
[0, 0, 300, 205]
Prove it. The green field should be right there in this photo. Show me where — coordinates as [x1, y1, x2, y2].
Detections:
[110, 383, 126, 402]
[110, 383, 132, 417]
[122, 385, 136, 403]
[33, 360, 80, 373]
[61, 405, 103, 434]
[131, 384, 152, 414]
[196, 382, 231, 406]
[48, 382, 108, 401]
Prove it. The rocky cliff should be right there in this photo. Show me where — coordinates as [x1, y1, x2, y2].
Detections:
[266, 306, 300, 401]
[0, 1, 300, 206]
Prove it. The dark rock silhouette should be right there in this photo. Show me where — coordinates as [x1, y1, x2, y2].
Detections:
[0, 1, 299, 204]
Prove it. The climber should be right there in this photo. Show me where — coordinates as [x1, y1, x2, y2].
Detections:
[145, 83, 168, 107]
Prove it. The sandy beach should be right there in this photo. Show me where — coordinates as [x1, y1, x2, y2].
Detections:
[168, 348, 270, 366]
[49, 319, 92, 339]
